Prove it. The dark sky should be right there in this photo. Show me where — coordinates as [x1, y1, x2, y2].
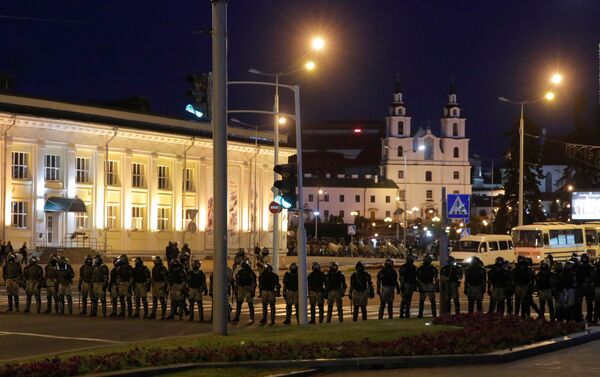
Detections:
[0, 0, 599, 158]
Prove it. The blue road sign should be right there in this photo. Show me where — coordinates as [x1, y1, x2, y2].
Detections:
[447, 194, 470, 220]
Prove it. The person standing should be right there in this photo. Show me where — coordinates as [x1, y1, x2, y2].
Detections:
[187, 260, 208, 322]
[416, 255, 439, 318]
[283, 263, 299, 324]
[513, 256, 533, 318]
[487, 257, 509, 314]
[57, 257, 74, 315]
[78, 255, 94, 315]
[325, 261, 346, 323]
[166, 259, 187, 320]
[91, 254, 109, 317]
[19, 242, 27, 265]
[349, 261, 373, 321]
[149, 256, 169, 320]
[23, 256, 43, 314]
[377, 258, 400, 319]
[463, 256, 486, 314]
[399, 254, 418, 318]
[559, 261, 578, 321]
[576, 253, 594, 322]
[440, 256, 463, 315]
[258, 264, 279, 325]
[307, 262, 326, 324]
[132, 257, 151, 319]
[535, 260, 557, 321]
[116, 254, 134, 318]
[3, 253, 22, 312]
[108, 258, 119, 317]
[233, 260, 257, 323]
[43, 255, 59, 313]
[591, 260, 600, 324]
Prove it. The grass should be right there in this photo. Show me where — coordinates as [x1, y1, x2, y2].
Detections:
[160, 368, 298, 377]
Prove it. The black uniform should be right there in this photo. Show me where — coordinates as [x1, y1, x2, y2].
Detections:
[283, 269, 299, 324]
[167, 262, 187, 320]
[376, 264, 400, 319]
[132, 262, 151, 318]
[233, 264, 257, 322]
[535, 264, 557, 321]
[187, 267, 207, 321]
[513, 259, 534, 317]
[487, 262, 510, 314]
[416, 261, 438, 318]
[91, 261, 109, 317]
[440, 261, 463, 315]
[464, 262, 486, 313]
[150, 262, 169, 319]
[44, 260, 59, 313]
[557, 263, 578, 321]
[108, 263, 119, 317]
[258, 268, 280, 325]
[56, 261, 74, 315]
[23, 262, 43, 313]
[78, 261, 94, 315]
[325, 268, 347, 323]
[307, 267, 326, 323]
[576, 259, 594, 322]
[399, 260, 418, 318]
[116, 262, 134, 317]
[349, 265, 373, 321]
[3, 258, 22, 311]
[591, 263, 600, 323]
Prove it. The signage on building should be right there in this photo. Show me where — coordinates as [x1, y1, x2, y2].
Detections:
[447, 194, 470, 220]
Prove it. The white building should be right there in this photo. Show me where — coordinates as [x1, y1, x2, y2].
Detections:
[0, 94, 292, 257]
[380, 81, 472, 220]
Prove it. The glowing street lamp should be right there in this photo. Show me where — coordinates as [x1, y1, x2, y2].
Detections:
[544, 91, 555, 101]
[311, 37, 325, 51]
[278, 116, 287, 125]
[305, 61, 316, 71]
[550, 73, 563, 85]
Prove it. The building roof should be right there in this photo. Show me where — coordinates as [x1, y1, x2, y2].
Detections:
[303, 175, 398, 189]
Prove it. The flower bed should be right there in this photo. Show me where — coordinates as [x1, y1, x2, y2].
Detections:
[0, 314, 583, 377]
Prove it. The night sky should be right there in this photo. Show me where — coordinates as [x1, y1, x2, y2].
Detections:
[0, 0, 599, 158]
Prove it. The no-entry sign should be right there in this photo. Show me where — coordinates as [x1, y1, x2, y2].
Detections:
[269, 201, 282, 214]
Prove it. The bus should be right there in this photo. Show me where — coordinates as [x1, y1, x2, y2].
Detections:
[511, 223, 587, 262]
[581, 223, 600, 258]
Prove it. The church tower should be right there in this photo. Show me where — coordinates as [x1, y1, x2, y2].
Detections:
[440, 81, 466, 138]
[386, 78, 411, 137]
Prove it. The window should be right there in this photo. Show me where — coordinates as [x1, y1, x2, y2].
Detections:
[132, 163, 145, 188]
[75, 157, 90, 184]
[453, 171, 459, 179]
[426, 190, 433, 199]
[398, 170, 404, 179]
[11, 152, 28, 179]
[131, 206, 144, 231]
[398, 190, 406, 201]
[45, 154, 61, 181]
[452, 123, 458, 137]
[453, 147, 459, 158]
[425, 171, 432, 182]
[158, 207, 170, 231]
[106, 205, 118, 230]
[385, 196, 391, 203]
[453, 190, 459, 194]
[488, 241, 499, 251]
[324, 194, 329, 202]
[105, 160, 119, 186]
[158, 165, 170, 190]
[478, 243, 487, 252]
[185, 209, 196, 228]
[397, 146, 403, 157]
[498, 241, 509, 250]
[397, 121, 404, 135]
[339, 210, 345, 218]
[355, 195, 360, 203]
[324, 210, 329, 218]
[11, 201, 27, 228]
[75, 209, 88, 229]
[548, 229, 584, 246]
[370, 195, 375, 203]
[308, 194, 314, 202]
[386, 211, 391, 218]
[339, 194, 345, 202]
[184, 168, 195, 192]
[424, 138, 434, 160]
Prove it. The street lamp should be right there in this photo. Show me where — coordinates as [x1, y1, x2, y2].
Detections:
[315, 189, 325, 238]
[311, 36, 325, 51]
[498, 72, 562, 226]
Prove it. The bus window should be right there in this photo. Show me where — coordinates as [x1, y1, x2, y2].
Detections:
[488, 241, 499, 251]
[508, 241, 514, 249]
[543, 233, 549, 246]
[549, 229, 584, 245]
[585, 229, 598, 246]
[478, 243, 487, 253]
[513, 230, 543, 247]
[499, 241, 509, 250]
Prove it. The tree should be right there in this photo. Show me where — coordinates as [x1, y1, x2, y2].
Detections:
[494, 119, 545, 233]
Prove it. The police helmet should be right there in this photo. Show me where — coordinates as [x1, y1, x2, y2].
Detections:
[329, 261, 339, 271]
[119, 254, 128, 264]
[112, 257, 119, 266]
[266, 264, 274, 273]
[581, 253, 589, 263]
[236, 248, 245, 257]
[495, 256, 504, 265]
[94, 254, 103, 266]
[540, 260, 549, 270]
[261, 247, 269, 256]
[153, 256, 163, 265]
[565, 261, 574, 271]
[384, 258, 394, 268]
[471, 256, 481, 265]
[29, 256, 39, 264]
[7, 253, 15, 262]
[49, 254, 58, 265]
[192, 260, 201, 270]
[355, 261, 364, 271]
[517, 255, 525, 264]
[135, 257, 143, 267]
[423, 255, 433, 265]
[171, 258, 181, 267]
[241, 259, 251, 269]
[406, 254, 415, 263]
[312, 262, 321, 271]
[290, 262, 298, 273]
[447, 256, 455, 265]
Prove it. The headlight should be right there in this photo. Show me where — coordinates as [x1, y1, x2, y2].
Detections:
[464, 257, 472, 264]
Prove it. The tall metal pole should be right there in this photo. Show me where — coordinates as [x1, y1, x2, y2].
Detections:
[272, 74, 280, 272]
[294, 85, 308, 325]
[490, 160, 494, 233]
[315, 192, 319, 238]
[403, 153, 407, 246]
[2, 116, 15, 243]
[518, 103, 524, 226]
[439, 187, 449, 314]
[211, 0, 228, 336]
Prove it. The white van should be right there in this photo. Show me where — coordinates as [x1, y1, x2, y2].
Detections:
[450, 234, 515, 266]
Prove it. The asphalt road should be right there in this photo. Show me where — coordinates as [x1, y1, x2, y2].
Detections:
[321, 339, 600, 377]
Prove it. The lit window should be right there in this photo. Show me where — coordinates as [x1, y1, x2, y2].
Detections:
[158, 166, 170, 190]
[158, 207, 170, 231]
[12, 152, 28, 179]
[105, 161, 119, 186]
[131, 206, 144, 231]
[76, 157, 90, 184]
[11, 201, 28, 228]
[45, 154, 61, 182]
[106, 205, 118, 230]
[185, 209, 196, 228]
[184, 168, 195, 192]
[132, 163, 145, 188]
[75, 208, 88, 229]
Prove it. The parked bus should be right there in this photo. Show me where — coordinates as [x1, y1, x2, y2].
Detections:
[581, 223, 600, 258]
[511, 223, 587, 262]
[450, 234, 515, 266]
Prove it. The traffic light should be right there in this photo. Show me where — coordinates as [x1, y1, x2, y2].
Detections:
[186, 73, 211, 120]
[273, 163, 297, 209]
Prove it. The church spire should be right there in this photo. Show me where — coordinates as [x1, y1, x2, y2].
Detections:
[448, 79, 457, 104]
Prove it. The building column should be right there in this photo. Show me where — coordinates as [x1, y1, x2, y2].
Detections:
[148, 152, 158, 233]
[122, 149, 132, 252]
[174, 155, 183, 233]
[33, 140, 46, 246]
[93, 146, 105, 241]
[65, 144, 76, 238]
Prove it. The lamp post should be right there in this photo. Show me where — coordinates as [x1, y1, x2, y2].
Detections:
[498, 72, 561, 226]
[315, 189, 325, 238]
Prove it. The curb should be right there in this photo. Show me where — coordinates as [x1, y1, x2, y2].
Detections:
[86, 328, 600, 377]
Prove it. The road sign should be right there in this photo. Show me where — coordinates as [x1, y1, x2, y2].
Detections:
[269, 201, 282, 214]
[347, 225, 356, 236]
[447, 194, 470, 220]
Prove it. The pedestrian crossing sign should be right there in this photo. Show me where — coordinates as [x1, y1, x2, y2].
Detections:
[447, 194, 470, 220]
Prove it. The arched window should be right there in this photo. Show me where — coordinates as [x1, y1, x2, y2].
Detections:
[452, 123, 458, 137]
[453, 147, 459, 158]
[397, 146, 403, 157]
[425, 171, 432, 182]
[424, 138, 434, 160]
[397, 121, 404, 135]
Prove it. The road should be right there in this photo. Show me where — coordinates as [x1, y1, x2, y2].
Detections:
[321, 339, 600, 377]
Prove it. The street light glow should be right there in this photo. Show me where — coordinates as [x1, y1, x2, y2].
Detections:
[278, 117, 287, 125]
[418, 144, 425, 151]
[318, 189, 324, 195]
[311, 37, 325, 51]
[305, 61, 316, 71]
[550, 73, 563, 85]
[544, 91, 555, 101]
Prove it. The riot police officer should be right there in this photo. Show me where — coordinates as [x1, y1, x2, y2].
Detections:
[149, 256, 169, 320]
[187, 260, 208, 322]
[43, 255, 59, 313]
[57, 257, 74, 315]
[325, 261, 346, 323]
[91, 254, 109, 317]
[307, 261, 326, 324]
[283, 263, 299, 324]
[167, 259, 187, 320]
[108, 257, 119, 317]
[535, 260, 557, 321]
[349, 261, 373, 321]
[132, 257, 151, 318]
[23, 256, 43, 314]
[399, 254, 418, 318]
[513, 255, 534, 318]
[233, 260, 257, 323]
[258, 264, 280, 325]
[576, 253, 594, 322]
[559, 261, 578, 321]
[3, 253, 22, 312]
[78, 255, 94, 315]
[116, 254, 134, 318]
[464, 256, 486, 313]
[488, 257, 509, 314]
[377, 258, 400, 319]
[416, 255, 439, 318]
[592, 259, 600, 323]
[440, 256, 463, 315]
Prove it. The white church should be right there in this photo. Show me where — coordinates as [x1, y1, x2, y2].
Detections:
[380, 81, 472, 221]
